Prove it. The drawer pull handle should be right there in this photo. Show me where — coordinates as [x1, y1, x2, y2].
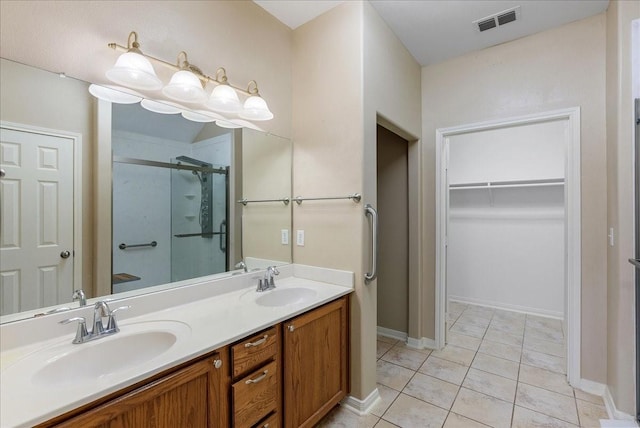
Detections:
[244, 334, 269, 348]
[245, 369, 269, 384]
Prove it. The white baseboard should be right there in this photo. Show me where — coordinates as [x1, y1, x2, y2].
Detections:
[576, 378, 606, 396]
[406, 336, 438, 350]
[449, 296, 564, 319]
[602, 385, 638, 423]
[377, 326, 407, 342]
[341, 388, 381, 416]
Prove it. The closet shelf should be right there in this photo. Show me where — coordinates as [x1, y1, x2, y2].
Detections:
[449, 178, 564, 190]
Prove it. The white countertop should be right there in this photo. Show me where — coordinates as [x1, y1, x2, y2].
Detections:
[0, 265, 353, 427]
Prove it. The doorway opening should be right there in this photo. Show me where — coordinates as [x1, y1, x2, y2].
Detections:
[435, 108, 582, 385]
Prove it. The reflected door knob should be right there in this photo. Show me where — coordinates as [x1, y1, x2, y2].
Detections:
[60, 250, 71, 259]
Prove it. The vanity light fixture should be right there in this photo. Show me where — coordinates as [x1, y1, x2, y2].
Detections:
[88, 84, 143, 104]
[105, 32, 162, 90]
[239, 80, 274, 121]
[94, 31, 274, 127]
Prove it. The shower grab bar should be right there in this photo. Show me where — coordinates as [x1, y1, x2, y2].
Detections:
[219, 220, 226, 253]
[294, 193, 361, 205]
[364, 204, 378, 284]
[118, 241, 157, 250]
[237, 197, 290, 206]
[113, 156, 228, 175]
[173, 232, 225, 238]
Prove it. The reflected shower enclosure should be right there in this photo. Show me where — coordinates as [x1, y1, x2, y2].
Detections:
[111, 104, 232, 293]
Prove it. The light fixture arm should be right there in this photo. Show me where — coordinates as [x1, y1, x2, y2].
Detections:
[108, 31, 256, 96]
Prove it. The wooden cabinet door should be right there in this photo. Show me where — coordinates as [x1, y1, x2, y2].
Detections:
[54, 351, 230, 428]
[283, 296, 348, 428]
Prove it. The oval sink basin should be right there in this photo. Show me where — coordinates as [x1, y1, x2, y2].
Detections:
[256, 287, 317, 307]
[3, 320, 190, 388]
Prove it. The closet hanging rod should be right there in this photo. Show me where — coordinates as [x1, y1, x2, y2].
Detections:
[237, 197, 290, 206]
[450, 178, 564, 190]
[294, 193, 361, 205]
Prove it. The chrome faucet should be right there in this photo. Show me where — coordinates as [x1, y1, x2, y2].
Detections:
[257, 266, 279, 292]
[72, 289, 86, 307]
[235, 260, 248, 273]
[59, 300, 130, 344]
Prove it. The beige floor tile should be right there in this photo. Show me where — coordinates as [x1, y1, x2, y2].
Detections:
[451, 388, 513, 428]
[317, 404, 379, 427]
[374, 419, 399, 428]
[488, 319, 525, 336]
[382, 393, 448, 428]
[484, 329, 524, 347]
[404, 372, 459, 410]
[515, 383, 579, 425]
[462, 368, 517, 402]
[478, 339, 522, 362]
[377, 340, 393, 359]
[576, 398, 608, 427]
[457, 314, 491, 329]
[370, 383, 400, 417]
[430, 344, 476, 366]
[447, 313, 461, 325]
[443, 412, 491, 428]
[450, 322, 487, 339]
[574, 389, 605, 406]
[471, 353, 520, 380]
[525, 325, 564, 344]
[447, 331, 482, 351]
[393, 341, 433, 355]
[522, 349, 566, 374]
[493, 309, 526, 323]
[512, 405, 578, 428]
[419, 356, 469, 385]
[377, 335, 399, 345]
[376, 360, 415, 391]
[449, 301, 468, 315]
[518, 364, 574, 397]
[462, 305, 495, 320]
[381, 346, 428, 371]
[523, 335, 565, 357]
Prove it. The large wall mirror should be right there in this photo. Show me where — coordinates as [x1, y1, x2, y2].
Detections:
[0, 58, 292, 323]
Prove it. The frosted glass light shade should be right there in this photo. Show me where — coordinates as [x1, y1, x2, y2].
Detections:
[162, 70, 206, 103]
[88, 84, 143, 104]
[106, 52, 162, 90]
[240, 95, 274, 121]
[140, 99, 182, 114]
[206, 84, 241, 113]
[215, 119, 242, 129]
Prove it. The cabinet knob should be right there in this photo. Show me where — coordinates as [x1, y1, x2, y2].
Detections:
[213, 359, 222, 369]
[287, 324, 295, 332]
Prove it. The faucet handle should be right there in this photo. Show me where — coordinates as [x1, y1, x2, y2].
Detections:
[59, 317, 89, 344]
[106, 306, 130, 332]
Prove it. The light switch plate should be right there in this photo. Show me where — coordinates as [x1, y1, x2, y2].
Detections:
[296, 230, 305, 246]
[281, 229, 289, 245]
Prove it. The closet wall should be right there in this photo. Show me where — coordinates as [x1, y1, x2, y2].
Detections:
[447, 120, 566, 318]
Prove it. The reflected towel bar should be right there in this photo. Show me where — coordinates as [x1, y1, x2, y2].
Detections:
[237, 197, 290, 206]
[294, 193, 361, 205]
[118, 241, 157, 250]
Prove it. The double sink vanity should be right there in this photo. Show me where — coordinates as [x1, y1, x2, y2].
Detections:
[0, 264, 353, 427]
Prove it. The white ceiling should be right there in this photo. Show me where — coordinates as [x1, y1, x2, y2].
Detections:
[253, 0, 609, 66]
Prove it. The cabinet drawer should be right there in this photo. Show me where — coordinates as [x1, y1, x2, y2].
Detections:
[233, 360, 278, 428]
[254, 411, 279, 428]
[232, 326, 278, 379]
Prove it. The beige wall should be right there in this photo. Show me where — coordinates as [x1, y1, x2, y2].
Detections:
[0, 1, 292, 139]
[606, 0, 640, 415]
[0, 58, 95, 297]
[422, 14, 608, 382]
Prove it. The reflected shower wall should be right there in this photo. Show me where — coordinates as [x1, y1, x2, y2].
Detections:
[111, 128, 232, 294]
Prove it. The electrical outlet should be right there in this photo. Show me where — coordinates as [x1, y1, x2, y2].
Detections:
[281, 229, 289, 245]
[296, 230, 305, 246]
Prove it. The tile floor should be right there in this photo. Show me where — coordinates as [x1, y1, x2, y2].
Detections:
[318, 301, 609, 428]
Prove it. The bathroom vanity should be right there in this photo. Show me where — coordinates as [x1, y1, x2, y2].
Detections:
[0, 265, 352, 427]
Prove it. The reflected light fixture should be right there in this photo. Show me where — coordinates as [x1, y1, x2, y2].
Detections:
[105, 32, 162, 90]
[140, 99, 182, 115]
[88, 84, 143, 104]
[162, 52, 207, 103]
[239, 80, 273, 121]
[206, 68, 242, 114]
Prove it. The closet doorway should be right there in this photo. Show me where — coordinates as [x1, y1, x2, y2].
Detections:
[435, 108, 582, 385]
[376, 125, 409, 340]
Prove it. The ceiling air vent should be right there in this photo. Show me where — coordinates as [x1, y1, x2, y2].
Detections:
[473, 6, 521, 32]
